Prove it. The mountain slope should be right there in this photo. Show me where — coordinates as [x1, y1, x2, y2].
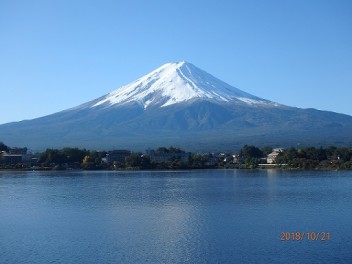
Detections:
[1, 61, 352, 151]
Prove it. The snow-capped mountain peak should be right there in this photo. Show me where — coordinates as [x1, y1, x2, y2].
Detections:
[91, 61, 273, 109]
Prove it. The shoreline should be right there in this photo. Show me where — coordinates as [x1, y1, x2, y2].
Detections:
[0, 166, 348, 172]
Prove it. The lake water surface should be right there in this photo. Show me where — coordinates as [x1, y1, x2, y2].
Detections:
[1, 170, 352, 263]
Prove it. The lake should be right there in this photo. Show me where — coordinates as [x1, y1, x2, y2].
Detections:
[1, 170, 351, 263]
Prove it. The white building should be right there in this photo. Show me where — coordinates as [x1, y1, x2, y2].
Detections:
[266, 148, 284, 164]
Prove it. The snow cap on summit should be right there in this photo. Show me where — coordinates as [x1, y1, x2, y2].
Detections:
[92, 61, 272, 109]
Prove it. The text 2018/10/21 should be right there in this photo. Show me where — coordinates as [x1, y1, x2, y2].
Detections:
[280, 232, 331, 241]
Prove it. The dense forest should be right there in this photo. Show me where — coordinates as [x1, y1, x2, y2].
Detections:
[1, 141, 352, 170]
[274, 146, 352, 170]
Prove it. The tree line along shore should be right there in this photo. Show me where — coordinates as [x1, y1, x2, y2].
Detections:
[1, 142, 352, 170]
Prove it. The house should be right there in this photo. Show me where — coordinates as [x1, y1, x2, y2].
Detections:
[267, 148, 284, 164]
[214, 153, 231, 163]
[1, 154, 23, 164]
[145, 149, 189, 163]
[1, 147, 29, 165]
[9, 147, 28, 155]
[232, 154, 242, 164]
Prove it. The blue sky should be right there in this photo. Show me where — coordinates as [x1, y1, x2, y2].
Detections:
[1, 0, 351, 124]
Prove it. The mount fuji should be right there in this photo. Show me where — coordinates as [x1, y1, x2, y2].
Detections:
[1, 61, 352, 151]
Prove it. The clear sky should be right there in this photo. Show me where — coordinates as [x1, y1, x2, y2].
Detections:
[1, 0, 351, 124]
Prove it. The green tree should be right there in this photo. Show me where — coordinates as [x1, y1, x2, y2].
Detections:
[39, 149, 67, 165]
[168, 146, 182, 153]
[0, 142, 10, 152]
[80, 151, 107, 169]
[156, 147, 169, 153]
[261, 146, 273, 156]
[189, 154, 209, 168]
[240, 145, 263, 160]
[61, 147, 88, 164]
[239, 145, 263, 168]
[125, 153, 152, 169]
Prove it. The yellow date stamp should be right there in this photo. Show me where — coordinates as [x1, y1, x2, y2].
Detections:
[280, 232, 331, 241]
